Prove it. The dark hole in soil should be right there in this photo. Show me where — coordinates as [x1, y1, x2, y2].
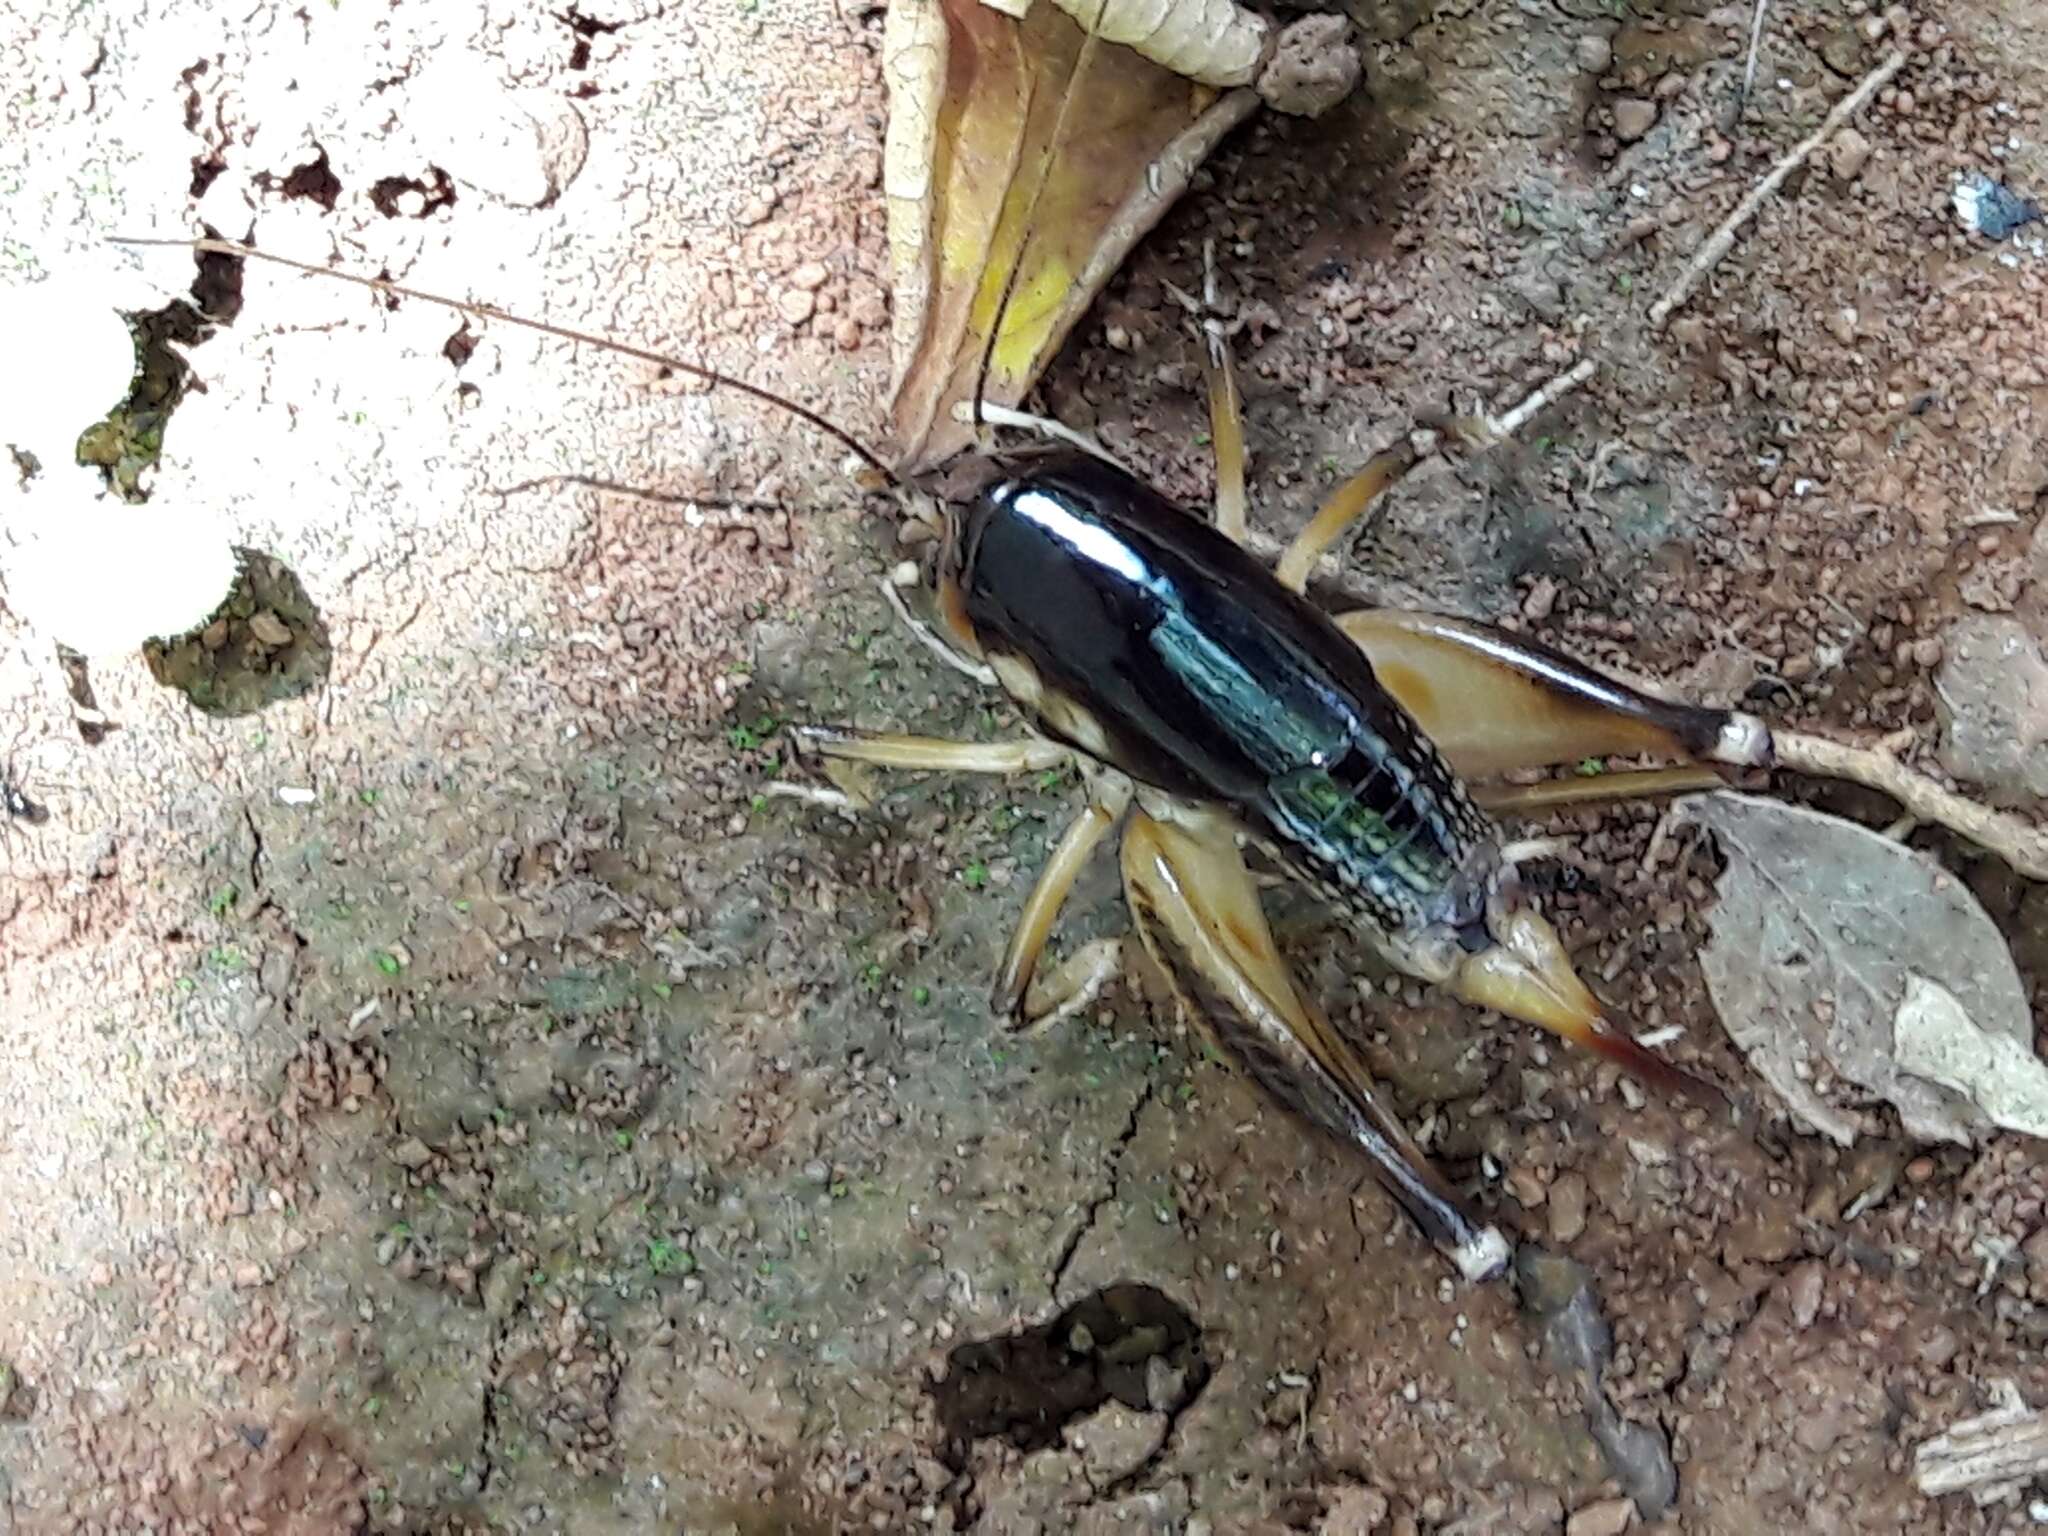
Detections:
[368, 166, 457, 219]
[56, 647, 115, 746]
[75, 239, 242, 502]
[927, 1281, 1208, 1465]
[557, 6, 623, 70]
[443, 320, 478, 369]
[266, 147, 342, 211]
[142, 549, 333, 718]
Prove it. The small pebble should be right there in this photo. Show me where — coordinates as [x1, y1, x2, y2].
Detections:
[789, 260, 829, 291]
[776, 289, 815, 326]
[1575, 35, 1612, 72]
[1906, 1156, 1936, 1183]
[1566, 1496, 1636, 1536]
[1612, 98, 1658, 142]
[1829, 127, 1873, 181]
[1549, 1171, 1590, 1244]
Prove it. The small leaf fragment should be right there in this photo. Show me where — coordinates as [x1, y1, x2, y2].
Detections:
[1675, 791, 2040, 1147]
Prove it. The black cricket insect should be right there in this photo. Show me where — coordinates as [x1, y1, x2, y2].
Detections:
[114, 25, 1810, 1285]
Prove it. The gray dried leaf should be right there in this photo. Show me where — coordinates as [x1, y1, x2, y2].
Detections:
[1675, 791, 2046, 1147]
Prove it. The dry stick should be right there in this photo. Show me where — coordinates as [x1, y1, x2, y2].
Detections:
[1772, 731, 2048, 882]
[1258, 48, 2048, 878]
[1649, 48, 1909, 329]
[1737, 0, 1771, 121]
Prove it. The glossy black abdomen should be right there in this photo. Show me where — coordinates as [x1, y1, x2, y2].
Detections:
[952, 452, 1494, 936]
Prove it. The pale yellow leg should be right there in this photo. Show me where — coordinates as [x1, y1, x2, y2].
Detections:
[993, 774, 1133, 1018]
[1199, 329, 1248, 544]
[1119, 803, 1509, 1282]
[1472, 765, 1729, 816]
[1335, 608, 1770, 782]
[791, 725, 1072, 776]
[1274, 447, 1419, 594]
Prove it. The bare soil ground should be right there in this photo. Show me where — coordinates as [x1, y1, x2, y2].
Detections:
[4, 0, 2048, 1532]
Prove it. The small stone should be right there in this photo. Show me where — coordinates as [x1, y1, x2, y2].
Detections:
[1576, 34, 1612, 72]
[1612, 97, 1658, 142]
[247, 610, 292, 647]
[88, 1261, 114, 1288]
[1255, 13, 1362, 118]
[1146, 1353, 1192, 1414]
[834, 317, 862, 350]
[1322, 1485, 1391, 1535]
[1935, 616, 2048, 799]
[1067, 1401, 1167, 1485]
[233, 1262, 266, 1289]
[392, 1136, 434, 1170]
[2022, 1226, 2048, 1293]
[789, 260, 829, 291]
[1549, 1171, 1590, 1244]
[1784, 1259, 1824, 1328]
[1522, 576, 1559, 622]
[1905, 1155, 1936, 1183]
[1829, 127, 1872, 181]
[776, 289, 816, 326]
[1566, 1496, 1635, 1536]
[1506, 1164, 1548, 1208]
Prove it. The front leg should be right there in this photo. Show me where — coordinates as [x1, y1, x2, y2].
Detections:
[1118, 804, 1510, 1283]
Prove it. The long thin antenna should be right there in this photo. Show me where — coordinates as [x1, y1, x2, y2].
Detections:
[969, 0, 1111, 430]
[108, 235, 904, 490]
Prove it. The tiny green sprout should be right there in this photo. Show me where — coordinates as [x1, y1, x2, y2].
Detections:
[613, 1128, 634, 1151]
[364, 1394, 384, 1418]
[750, 792, 769, 813]
[829, 1180, 849, 1199]
[912, 984, 932, 1006]
[647, 1237, 695, 1276]
[1503, 201, 1523, 229]
[452, 898, 471, 913]
[757, 1259, 775, 1277]
[175, 976, 197, 993]
[249, 730, 268, 750]
[1533, 436, 1555, 455]
[208, 883, 238, 917]
[961, 860, 989, 890]
[374, 951, 402, 976]
[358, 787, 380, 805]
[1576, 757, 1605, 777]
[1194, 431, 1212, 447]
[651, 980, 674, 1000]
[1084, 1071, 1103, 1090]
[529, 1268, 547, 1287]
[1615, 273, 1635, 295]
[796, 1226, 811, 1244]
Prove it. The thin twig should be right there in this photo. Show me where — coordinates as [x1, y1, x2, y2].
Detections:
[1737, 0, 1771, 121]
[1648, 49, 1909, 329]
[1771, 729, 2048, 880]
[1485, 357, 1599, 441]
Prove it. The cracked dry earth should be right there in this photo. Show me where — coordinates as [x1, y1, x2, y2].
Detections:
[5, 0, 2048, 1532]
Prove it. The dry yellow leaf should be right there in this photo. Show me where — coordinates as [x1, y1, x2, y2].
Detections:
[882, 0, 1259, 472]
